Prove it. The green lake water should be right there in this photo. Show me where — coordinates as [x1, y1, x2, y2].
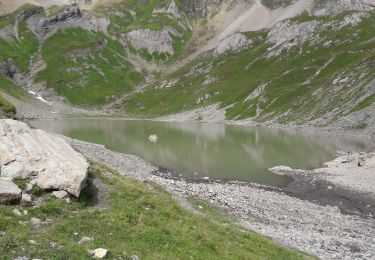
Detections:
[31, 119, 373, 187]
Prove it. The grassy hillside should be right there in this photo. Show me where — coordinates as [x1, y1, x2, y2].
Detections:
[96, 0, 192, 62]
[0, 162, 312, 259]
[36, 28, 143, 106]
[124, 11, 375, 125]
[0, 1, 193, 107]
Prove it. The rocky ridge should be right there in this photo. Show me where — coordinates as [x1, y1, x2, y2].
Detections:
[25, 4, 109, 40]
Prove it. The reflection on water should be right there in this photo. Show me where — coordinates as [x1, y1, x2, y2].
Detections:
[31, 119, 373, 187]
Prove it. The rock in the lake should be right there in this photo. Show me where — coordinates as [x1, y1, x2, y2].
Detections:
[89, 248, 109, 259]
[0, 119, 89, 197]
[0, 179, 22, 204]
[148, 134, 159, 142]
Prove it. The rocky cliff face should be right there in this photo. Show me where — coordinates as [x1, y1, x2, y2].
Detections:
[26, 4, 109, 39]
[180, 0, 222, 17]
[123, 27, 184, 55]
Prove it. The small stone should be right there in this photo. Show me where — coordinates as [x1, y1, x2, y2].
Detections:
[327, 186, 333, 190]
[130, 256, 140, 260]
[78, 236, 93, 245]
[29, 240, 37, 245]
[21, 193, 32, 204]
[30, 217, 42, 228]
[23, 210, 28, 215]
[25, 183, 34, 192]
[89, 248, 109, 259]
[52, 190, 69, 199]
[50, 241, 59, 248]
[13, 208, 22, 216]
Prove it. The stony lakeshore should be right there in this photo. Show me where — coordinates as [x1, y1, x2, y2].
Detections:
[69, 138, 375, 260]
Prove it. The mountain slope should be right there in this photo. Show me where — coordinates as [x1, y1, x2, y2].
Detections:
[0, 0, 374, 133]
[121, 4, 375, 133]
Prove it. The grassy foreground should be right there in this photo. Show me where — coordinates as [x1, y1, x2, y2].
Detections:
[0, 162, 313, 259]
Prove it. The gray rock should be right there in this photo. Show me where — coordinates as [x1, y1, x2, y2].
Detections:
[0, 179, 22, 205]
[123, 29, 176, 55]
[52, 190, 69, 199]
[215, 33, 252, 55]
[12, 208, 22, 216]
[78, 236, 93, 245]
[21, 193, 32, 204]
[30, 217, 42, 228]
[0, 119, 89, 197]
[89, 248, 109, 259]
[26, 4, 109, 40]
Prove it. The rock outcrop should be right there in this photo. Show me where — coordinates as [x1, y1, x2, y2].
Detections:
[313, 0, 375, 16]
[26, 4, 109, 39]
[215, 32, 252, 55]
[0, 178, 22, 204]
[124, 28, 176, 55]
[181, 0, 222, 17]
[266, 20, 319, 57]
[153, 0, 181, 18]
[0, 119, 89, 197]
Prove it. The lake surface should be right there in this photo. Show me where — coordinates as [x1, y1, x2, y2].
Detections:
[31, 119, 373, 187]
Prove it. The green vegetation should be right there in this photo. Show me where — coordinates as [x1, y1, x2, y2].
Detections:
[12, 178, 27, 190]
[124, 11, 375, 124]
[0, 75, 26, 99]
[0, 95, 16, 118]
[351, 93, 375, 112]
[97, 0, 192, 62]
[36, 28, 143, 106]
[0, 162, 312, 259]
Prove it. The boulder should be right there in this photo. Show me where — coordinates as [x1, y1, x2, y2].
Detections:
[0, 179, 22, 204]
[52, 190, 69, 199]
[0, 119, 89, 197]
[89, 248, 109, 259]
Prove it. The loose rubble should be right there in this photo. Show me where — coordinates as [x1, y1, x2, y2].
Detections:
[71, 138, 375, 260]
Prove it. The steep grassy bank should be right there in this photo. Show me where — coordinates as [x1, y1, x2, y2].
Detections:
[0, 95, 16, 118]
[0, 161, 312, 259]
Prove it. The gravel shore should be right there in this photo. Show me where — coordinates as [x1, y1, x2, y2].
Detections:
[69, 138, 375, 260]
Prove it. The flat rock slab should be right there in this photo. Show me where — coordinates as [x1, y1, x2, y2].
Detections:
[0, 178, 22, 204]
[0, 119, 89, 197]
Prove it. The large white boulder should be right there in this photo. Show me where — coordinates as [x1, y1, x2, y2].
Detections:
[0, 178, 22, 204]
[0, 119, 89, 197]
